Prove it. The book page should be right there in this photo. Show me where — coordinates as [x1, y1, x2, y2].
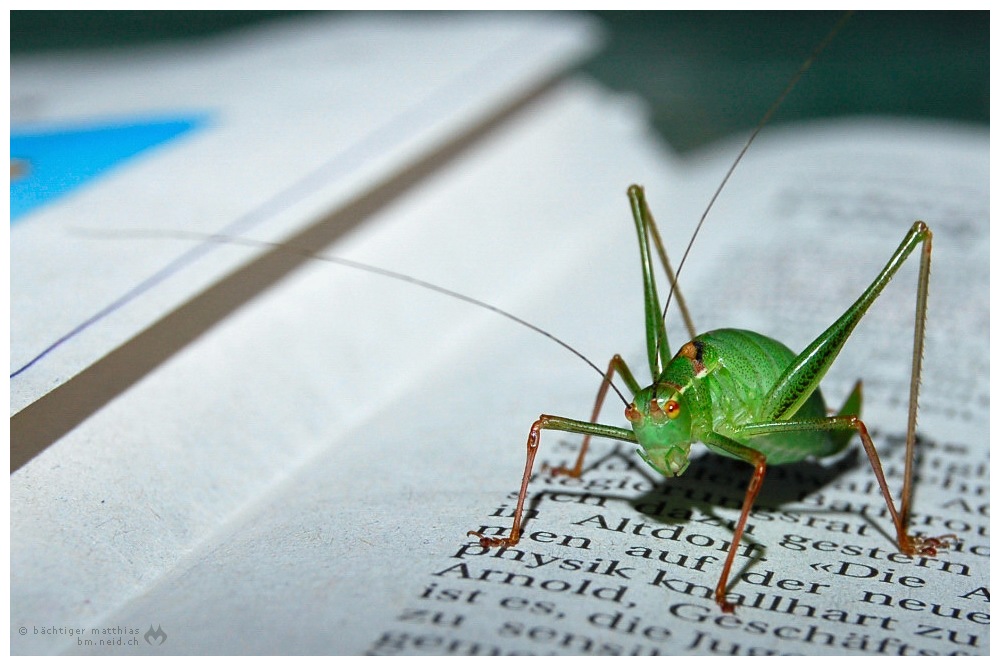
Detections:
[370, 120, 990, 656]
[11, 82, 987, 654]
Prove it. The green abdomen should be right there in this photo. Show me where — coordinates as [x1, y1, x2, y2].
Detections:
[692, 328, 837, 465]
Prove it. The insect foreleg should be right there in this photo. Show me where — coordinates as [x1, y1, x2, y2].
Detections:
[468, 416, 635, 548]
[548, 354, 640, 479]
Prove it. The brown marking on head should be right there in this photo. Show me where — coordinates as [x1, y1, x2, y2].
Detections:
[648, 398, 666, 423]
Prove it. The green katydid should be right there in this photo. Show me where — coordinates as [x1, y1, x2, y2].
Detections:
[466, 184, 953, 613]
[62, 12, 955, 617]
[466, 14, 954, 613]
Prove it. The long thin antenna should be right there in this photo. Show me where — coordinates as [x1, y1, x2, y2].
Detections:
[657, 12, 853, 351]
[72, 228, 631, 406]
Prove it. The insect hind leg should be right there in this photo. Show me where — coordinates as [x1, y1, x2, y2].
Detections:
[848, 417, 956, 556]
[641, 191, 697, 341]
[755, 221, 942, 551]
[828, 379, 863, 452]
[734, 415, 954, 557]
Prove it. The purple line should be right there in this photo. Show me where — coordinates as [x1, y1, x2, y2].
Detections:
[11, 28, 555, 381]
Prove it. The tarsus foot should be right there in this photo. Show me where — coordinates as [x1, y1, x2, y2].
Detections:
[467, 531, 518, 549]
[543, 463, 581, 478]
[900, 533, 957, 557]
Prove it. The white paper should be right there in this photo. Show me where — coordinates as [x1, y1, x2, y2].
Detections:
[11, 65, 988, 654]
[10, 12, 600, 414]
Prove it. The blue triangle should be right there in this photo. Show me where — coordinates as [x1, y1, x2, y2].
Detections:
[10, 114, 208, 223]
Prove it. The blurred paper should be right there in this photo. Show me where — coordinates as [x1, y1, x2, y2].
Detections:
[11, 78, 988, 652]
[10, 12, 600, 414]
[9, 12, 988, 659]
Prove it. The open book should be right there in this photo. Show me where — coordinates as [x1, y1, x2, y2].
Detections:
[11, 17, 987, 657]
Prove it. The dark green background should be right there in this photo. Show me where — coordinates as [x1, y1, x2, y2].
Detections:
[11, 10, 988, 152]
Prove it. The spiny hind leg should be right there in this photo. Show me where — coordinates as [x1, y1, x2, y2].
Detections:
[640, 189, 697, 340]
[753, 223, 947, 553]
[850, 416, 956, 555]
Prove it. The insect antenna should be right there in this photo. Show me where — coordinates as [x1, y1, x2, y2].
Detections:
[71, 227, 631, 406]
[655, 11, 853, 361]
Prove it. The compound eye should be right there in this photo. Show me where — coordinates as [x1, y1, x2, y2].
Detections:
[665, 400, 681, 419]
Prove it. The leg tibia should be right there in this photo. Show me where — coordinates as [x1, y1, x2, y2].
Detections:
[733, 414, 955, 558]
[469, 415, 635, 548]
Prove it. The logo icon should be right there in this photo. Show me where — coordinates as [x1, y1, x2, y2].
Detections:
[144, 624, 167, 646]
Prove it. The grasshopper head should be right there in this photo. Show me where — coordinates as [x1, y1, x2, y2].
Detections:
[626, 386, 693, 478]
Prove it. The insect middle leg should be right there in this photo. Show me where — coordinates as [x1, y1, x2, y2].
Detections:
[696, 431, 768, 613]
